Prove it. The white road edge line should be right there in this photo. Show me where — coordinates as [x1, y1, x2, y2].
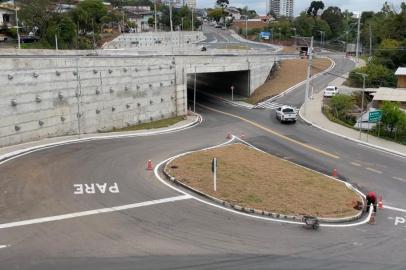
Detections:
[0, 195, 191, 230]
[0, 114, 202, 167]
[384, 205, 406, 213]
[154, 135, 373, 228]
[0, 245, 9, 249]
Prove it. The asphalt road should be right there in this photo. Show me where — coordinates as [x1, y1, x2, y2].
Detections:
[1, 48, 406, 269]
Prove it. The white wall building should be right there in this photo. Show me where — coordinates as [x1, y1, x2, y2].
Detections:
[269, 0, 294, 18]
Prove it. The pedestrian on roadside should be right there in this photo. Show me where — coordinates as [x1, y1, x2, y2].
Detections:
[366, 191, 377, 213]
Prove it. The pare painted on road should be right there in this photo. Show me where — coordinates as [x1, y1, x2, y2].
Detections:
[389, 216, 406, 227]
[73, 183, 119, 194]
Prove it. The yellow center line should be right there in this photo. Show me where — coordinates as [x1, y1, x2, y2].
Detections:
[200, 104, 340, 160]
[366, 167, 383, 174]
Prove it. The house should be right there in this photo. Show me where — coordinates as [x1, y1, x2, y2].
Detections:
[124, 6, 155, 32]
[226, 7, 241, 20]
[395, 67, 406, 88]
[259, 15, 274, 23]
[0, 4, 16, 28]
[372, 87, 406, 110]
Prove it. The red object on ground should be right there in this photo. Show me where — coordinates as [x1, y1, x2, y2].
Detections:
[332, 169, 337, 177]
[147, 160, 153, 170]
[378, 195, 383, 209]
[367, 192, 377, 203]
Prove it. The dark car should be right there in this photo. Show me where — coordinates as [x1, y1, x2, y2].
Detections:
[20, 35, 39, 43]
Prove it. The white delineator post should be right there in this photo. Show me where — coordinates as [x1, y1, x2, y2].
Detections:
[212, 158, 217, 192]
[231, 85, 235, 101]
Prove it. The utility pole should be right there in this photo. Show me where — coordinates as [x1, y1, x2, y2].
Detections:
[14, 0, 20, 49]
[191, 8, 194, 31]
[154, 0, 157, 32]
[356, 12, 361, 62]
[304, 36, 314, 115]
[245, 14, 248, 39]
[356, 72, 367, 139]
[369, 24, 372, 56]
[193, 66, 197, 113]
[55, 34, 58, 50]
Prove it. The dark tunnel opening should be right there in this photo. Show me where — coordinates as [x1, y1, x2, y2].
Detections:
[186, 70, 250, 107]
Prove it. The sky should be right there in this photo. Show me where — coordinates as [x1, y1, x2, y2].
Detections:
[197, 0, 406, 16]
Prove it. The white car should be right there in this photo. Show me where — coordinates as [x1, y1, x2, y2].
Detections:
[324, 86, 339, 97]
[276, 106, 298, 123]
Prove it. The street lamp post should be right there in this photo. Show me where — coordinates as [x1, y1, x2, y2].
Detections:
[291, 27, 296, 47]
[356, 12, 361, 62]
[14, 0, 20, 49]
[304, 36, 314, 115]
[356, 72, 368, 139]
[154, 0, 157, 32]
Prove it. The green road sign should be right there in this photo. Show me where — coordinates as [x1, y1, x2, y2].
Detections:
[369, 110, 382, 123]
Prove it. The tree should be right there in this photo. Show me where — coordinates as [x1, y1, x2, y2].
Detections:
[381, 101, 405, 136]
[307, 1, 325, 18]
[208, 8, 223, 22]
[321, 6, 343, 37]
[216, 0, 229, 9]
[43, 14, 77, 49]
[330, 94, 355, 118]
[19, 0, 51, 35]
[349, 63, 396, 88]
[72, 0, 108, 33]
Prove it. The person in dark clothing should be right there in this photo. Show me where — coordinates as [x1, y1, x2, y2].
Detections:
[366, 191, 377, 213]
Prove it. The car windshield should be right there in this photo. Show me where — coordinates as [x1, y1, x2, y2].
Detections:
[283, 108, 294, 113]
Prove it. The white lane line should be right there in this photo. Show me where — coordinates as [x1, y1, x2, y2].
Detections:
[0, 195, 191, 230]
[154, 136, 371, 228]
[366, 167, 383, 174]
[0, 245, 9, 249]
[351, 162, 361, 167]
[392, 176, 406, 182]
[384, 205, 406, 213]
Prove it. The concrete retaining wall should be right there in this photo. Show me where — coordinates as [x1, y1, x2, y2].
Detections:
[0, 50, 274, 148]
[104, 31, 205, 49]
[0, 55, 178, 147]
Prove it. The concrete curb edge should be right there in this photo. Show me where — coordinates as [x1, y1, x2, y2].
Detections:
[0, 114, 202, 165]
[162, 138, 364, 224]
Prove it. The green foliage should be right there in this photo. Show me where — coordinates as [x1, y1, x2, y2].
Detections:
[72, 0, 108, 33]
[330, 94, 355, 118]
[307, 1, 325, 17]
[321, 6, 343, 37]
[43, 15, 77, 49]
[348, 63, 396, 88]
[381, 101, 406, 136]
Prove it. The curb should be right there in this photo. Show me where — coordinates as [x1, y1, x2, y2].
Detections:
[298, 106, 406, 158]
[255, 56, 336, 107]
[229, 30, 283, 52]
[162, 138, 364, 224]
[197, 91, 255, 109]
[0, 114, 202, 165]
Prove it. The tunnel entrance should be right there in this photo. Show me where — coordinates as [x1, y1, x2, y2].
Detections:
[187, 70, 250, 108]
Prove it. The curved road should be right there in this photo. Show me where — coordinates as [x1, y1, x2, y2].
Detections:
[1, 50, 406, 269]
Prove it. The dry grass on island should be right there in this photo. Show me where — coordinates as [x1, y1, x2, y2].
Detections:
[166, 144, 361, 218]
[247, 58, 332, 104]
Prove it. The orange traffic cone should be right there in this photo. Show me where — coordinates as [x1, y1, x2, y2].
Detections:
[369, 212, 376, 225]
[378, 195, 383, 210]
[332, 169, 337, 178]
[147, 160, 153, 170]
[226, 132, 232, 139]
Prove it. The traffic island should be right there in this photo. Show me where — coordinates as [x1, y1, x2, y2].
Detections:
[165, 143, 363, 220]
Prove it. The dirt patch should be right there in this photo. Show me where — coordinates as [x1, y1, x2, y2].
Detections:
[247, 58, 332, 104]
[166, 143, 361, 218]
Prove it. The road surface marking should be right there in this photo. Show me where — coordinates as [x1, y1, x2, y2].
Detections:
[0, 195, 191, 230]
[199, 104, 340, 160]
[384, 205, 406, 213]
[73, 182, 119, 194]
[351, 162, 361, 167]
[0, 245, 9, 249]
[366, 167, 383, 174]
[392, 176, 406, 182]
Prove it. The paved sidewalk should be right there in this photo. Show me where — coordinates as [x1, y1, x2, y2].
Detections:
[0, 115, 199, 158]
[300, 91, 406, 157]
